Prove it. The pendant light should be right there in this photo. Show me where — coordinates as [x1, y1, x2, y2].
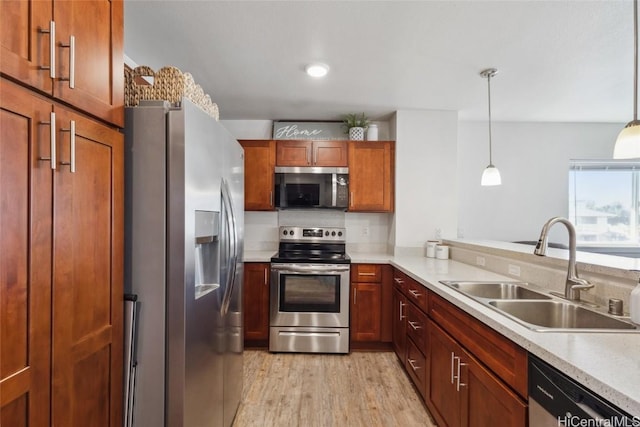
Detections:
[480, 68, 502, 186]
[614, 0, 640, 159]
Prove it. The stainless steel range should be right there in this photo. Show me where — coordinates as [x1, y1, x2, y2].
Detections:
[270, 226, 350, 354]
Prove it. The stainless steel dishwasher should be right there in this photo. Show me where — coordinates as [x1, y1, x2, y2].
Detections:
[529, 355, 636, 426]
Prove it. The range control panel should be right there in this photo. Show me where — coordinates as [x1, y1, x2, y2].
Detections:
[279, 226, 346, 243]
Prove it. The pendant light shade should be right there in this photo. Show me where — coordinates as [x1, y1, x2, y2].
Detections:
[614, 0, 640, 158]
[480, 68, 502, 186]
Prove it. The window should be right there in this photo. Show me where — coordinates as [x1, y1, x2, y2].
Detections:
[569, 160, 640, 249]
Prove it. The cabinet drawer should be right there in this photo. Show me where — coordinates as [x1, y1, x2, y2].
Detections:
[351, 264, 382, 283]
[405, 277, 428, 312]
[406, 302, 428, 350]
[393, 269, 408, 293]
[406, 337, 427, 398]
[428, 293, 528, 398]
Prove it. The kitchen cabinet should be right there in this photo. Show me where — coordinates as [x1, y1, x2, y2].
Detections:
[276, 140, 348, 167]
[243, 263, 270, 345]
[392, 286, 408, 360]
[1, 0, 124, 127]
[239, 140, 276, 211]
[348, 141, 394, 212]
[428, 321, 527, 427]
[350, 264, 393, 348]
[0, 79, 124, 427]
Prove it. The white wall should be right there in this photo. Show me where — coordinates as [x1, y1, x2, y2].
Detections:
[393, 110, 458, 253]
[457, 121, 622, 243]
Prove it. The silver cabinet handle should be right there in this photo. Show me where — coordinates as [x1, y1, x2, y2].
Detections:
[456, 358, 468, 392]
[269, 190, 273, 207]
[358, 272, 376, 277]
[38, 112, 56, 170]
[60, 35, 75, 88]
[408, 321, 422, 330]
[399, 301, 406, 320]
[409, 289, 422, 298]
[407, 358, 420, 372]
[350, 192, 354, 208]
[451, 352, 456, 384]
[264, 268, 268, 285]
[38, 21, 56, 78]
[59, 120, 76, 173]
[394, 278, 404, 284]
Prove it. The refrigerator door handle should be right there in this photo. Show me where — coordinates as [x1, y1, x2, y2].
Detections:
[220, 178, 238, 316]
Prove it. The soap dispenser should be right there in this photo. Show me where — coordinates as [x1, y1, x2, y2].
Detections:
[631, 278, 640, 324]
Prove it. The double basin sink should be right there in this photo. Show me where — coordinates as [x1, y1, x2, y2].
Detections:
[439, 281, 639, 332]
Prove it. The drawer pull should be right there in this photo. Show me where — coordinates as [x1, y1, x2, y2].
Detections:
[408, 358, 421, 372]
[409, 289, 422, 298]
[394, 278, 404, 284]
[408, 321, 422, 331]
[358, 272, 376, 276]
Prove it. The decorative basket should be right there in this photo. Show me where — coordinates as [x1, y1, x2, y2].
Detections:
[349, 127, 365, 141]
[124, 65, 219, 120]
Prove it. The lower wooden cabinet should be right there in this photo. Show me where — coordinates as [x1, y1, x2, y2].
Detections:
[243, 263, 270, 344]
[427, 322, 527, 427]
[0, 79, 124, 427]
[350, 264, 393, 347]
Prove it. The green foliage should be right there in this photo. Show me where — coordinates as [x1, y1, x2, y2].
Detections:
[341, 112, 370, 133]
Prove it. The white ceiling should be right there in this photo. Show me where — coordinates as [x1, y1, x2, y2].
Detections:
[124, 0, 632, 123]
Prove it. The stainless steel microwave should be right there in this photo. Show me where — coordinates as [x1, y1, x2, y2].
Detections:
[274, 167, 349, 209]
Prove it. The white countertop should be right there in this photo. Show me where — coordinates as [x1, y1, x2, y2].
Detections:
[243, 250, 640, 415]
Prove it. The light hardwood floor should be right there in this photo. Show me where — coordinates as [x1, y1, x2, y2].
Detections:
[233, 350, 437, 427]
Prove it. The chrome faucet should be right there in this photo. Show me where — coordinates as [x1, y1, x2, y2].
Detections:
[533, 217, 594, 301]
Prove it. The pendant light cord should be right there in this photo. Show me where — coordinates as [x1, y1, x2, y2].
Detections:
[634, 0, 638, 122]
[487, 72, 494, 166]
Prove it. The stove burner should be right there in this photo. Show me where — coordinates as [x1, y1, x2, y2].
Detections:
[272, 226, 349, 264]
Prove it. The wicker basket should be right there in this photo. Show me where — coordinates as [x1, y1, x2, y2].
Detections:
[124, 65, 219, 120]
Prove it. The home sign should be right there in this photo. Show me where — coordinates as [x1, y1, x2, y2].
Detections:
[272, 121, 346, 140]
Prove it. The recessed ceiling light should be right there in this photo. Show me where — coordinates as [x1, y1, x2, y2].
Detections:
[305, 63, 329, 78]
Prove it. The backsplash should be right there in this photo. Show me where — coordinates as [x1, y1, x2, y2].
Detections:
[244, 210, 392, 253]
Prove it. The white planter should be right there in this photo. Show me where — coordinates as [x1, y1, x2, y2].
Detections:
[349, 127, 364, 141]
[366, 124, 378, 141]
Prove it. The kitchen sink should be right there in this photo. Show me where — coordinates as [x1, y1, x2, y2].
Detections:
[443, 281, 551, 300]
[440, 280, 639, 332]
[488, 300, 638, 331]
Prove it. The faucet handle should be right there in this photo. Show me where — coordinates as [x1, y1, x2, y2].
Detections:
[569, 277, 594, 291]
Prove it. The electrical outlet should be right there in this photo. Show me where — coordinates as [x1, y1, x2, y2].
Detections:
[435, 228, 442, 239]
[362, 226, 370, 236]
[508, 264, 521, 277]
[476, 256, 486, 267]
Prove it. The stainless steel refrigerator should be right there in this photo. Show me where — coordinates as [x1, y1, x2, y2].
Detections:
[124, 100, 244, 427]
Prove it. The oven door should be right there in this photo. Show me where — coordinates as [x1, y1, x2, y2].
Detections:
[270, 263, 350, 328]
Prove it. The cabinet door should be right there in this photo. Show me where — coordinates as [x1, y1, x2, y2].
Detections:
[276, 140, 312, 166]
[427, 322, 461, 427]
[392, 287, 407, 360]
[54, 0, 124, 127]
[243, 263, 270, 342]
[240, 140, 275, 211]
[350, 283, 382, 342]
[460, 350, 527, 427]
[348, 141, 394, 212]
[0, 0, 53, 93]
[0, 79, 52, 427]
[313, 140, 348, 166]
[52, 107, 123, 427]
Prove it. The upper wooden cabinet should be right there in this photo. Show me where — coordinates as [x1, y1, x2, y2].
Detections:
[276, 140, 348, 167]
[0, 0, 124, 127]
[348, 141, 394, 212]
[239, 140, 276, 211]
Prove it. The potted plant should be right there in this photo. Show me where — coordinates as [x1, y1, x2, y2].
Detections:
[342, 112, 370, 141]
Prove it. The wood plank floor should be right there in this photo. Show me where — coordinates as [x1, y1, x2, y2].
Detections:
[232, 350, 437, 427]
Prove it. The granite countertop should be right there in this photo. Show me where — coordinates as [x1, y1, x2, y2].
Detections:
[243, 250, 640, 415]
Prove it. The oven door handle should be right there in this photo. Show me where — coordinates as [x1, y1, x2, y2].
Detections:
[271, 264, 350, 273]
